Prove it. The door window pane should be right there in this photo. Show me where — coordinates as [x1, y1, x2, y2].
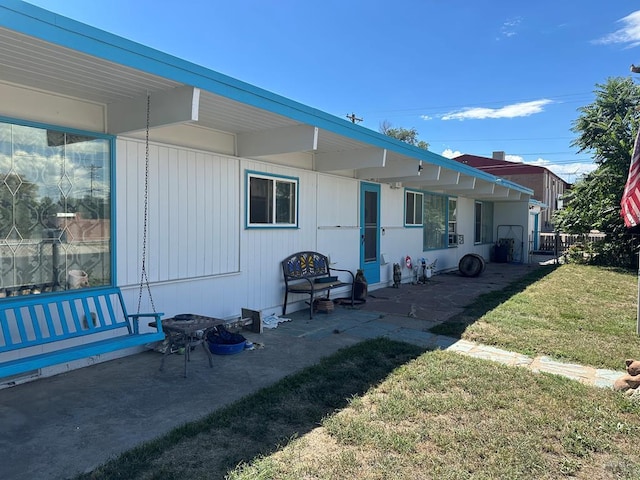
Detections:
[364, 191, 378, 262]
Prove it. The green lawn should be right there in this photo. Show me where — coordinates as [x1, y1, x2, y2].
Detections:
[79, 264, 640, 480]
[432, 264, 640, 370]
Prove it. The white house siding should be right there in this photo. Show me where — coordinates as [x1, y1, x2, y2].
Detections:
[494, 201, 530, 263]
[116, 137, 245, 319]
[116, 140, 353, 321]
[0, 85, 531, 357]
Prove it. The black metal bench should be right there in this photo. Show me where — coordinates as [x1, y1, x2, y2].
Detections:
[0, 287, 164, 380]
[282, 251, 354, 319]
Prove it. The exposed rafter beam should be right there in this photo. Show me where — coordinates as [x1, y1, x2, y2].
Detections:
[355, 161, 437, 180]
[414, 169, 460, 186]
[440, 176, 476, 190]
[489, 185, 513, 198]
[468, 182, 495, 195]
[107, 86, 200, 134]
[237, 124, 318, 157]
[316, 147, 387, 172]
[508, 190, 522, 200]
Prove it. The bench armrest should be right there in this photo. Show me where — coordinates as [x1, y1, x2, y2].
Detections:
[329, 267, 355, 283]
[128, 312, 164, 335]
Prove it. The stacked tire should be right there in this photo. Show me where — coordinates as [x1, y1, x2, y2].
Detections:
[458, 254, 486, 277]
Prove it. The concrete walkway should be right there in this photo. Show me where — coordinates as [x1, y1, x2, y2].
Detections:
[285, 302, 624, 390]
[0, 260, 627, 480]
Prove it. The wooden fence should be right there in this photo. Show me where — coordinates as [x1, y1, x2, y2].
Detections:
[535, 232, 606, 255]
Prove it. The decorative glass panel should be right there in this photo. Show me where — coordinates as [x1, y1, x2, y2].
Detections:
[0, 122, 111, 296]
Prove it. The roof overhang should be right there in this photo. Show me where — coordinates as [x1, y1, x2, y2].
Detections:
[0, 0, 533, 202]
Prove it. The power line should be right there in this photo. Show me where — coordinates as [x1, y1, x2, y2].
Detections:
[464, 159, 594, 168]
[431, 136, 575, 143]
[357, 91, 595, 116]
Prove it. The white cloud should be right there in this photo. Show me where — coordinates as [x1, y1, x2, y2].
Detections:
[593, 10, 640, 47]
[441, 148, 462, 159]
[441, 99, 553, 121]
[505, 154, 524, 163]
[500, 17, 522, 38]
[529, 158, 597, 183]
[420, 114, 433, 121]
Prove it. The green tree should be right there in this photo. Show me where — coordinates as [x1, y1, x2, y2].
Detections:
[380, 121, 429, 149]
[554, 77, 640, 267]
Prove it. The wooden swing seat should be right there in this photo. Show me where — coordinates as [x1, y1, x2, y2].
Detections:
[0, 287, 164, 380]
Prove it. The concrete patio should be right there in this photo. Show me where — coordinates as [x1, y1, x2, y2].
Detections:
[0, 259, 625, 480]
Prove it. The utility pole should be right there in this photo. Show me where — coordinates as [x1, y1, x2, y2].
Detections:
[346, 112, 363, 124]
[89, 164, 102, 197]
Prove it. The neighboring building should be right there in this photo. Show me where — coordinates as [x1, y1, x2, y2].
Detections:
[455, 152, 569, 232]
[0, 1, 534, 379]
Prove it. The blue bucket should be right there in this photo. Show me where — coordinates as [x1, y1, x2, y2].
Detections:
[208, 340, 246, 355]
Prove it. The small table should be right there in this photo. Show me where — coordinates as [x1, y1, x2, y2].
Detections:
[158, 315, 225, 378]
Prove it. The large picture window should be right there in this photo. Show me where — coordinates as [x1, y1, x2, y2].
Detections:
[423, 192, 458, 250]
[0, 120, 112, 296]
[404, 190, 423, 226]
[247, 171, 298, 228]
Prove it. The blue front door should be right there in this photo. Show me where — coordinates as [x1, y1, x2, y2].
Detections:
[360, 182, 380, 284]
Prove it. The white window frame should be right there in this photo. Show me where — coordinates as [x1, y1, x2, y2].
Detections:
[474, 200, 494, 244]
[246, 171, 298, 228]
[404, 190, 424, 227]
[448, 197, 458, 246]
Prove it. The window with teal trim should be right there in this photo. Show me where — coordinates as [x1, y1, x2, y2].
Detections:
[247, 172, 298, 227]
[0, 121, 112, 296]
[404, 190, 423, 226]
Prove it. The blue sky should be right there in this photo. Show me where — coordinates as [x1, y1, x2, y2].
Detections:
[24, 1, 640, 183]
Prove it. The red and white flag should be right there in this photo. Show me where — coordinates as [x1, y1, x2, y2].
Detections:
[621, 127, 640, 228]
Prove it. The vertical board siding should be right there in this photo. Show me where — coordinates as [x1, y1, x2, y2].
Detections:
[316, 174, 360, 273]
[240, 160, 318, 313]
[116, 138, 240, 287]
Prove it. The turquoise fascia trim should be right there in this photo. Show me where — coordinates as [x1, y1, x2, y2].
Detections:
[0, 114, 113, 140]
[0, 1, 533, 197]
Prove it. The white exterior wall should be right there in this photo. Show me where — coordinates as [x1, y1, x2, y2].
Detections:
[116, 138, 361, 321]
[0, 82, 531, 326]
[115, 136, 513, 322]
[494, 201, 530, 263]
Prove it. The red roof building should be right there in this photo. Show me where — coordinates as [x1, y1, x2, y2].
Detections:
[455, 152, 569, 232]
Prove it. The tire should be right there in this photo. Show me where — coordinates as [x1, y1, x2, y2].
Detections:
[459, 254, 485, 277]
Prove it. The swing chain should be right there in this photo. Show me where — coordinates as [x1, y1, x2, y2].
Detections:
[137, 93, 156, 313]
